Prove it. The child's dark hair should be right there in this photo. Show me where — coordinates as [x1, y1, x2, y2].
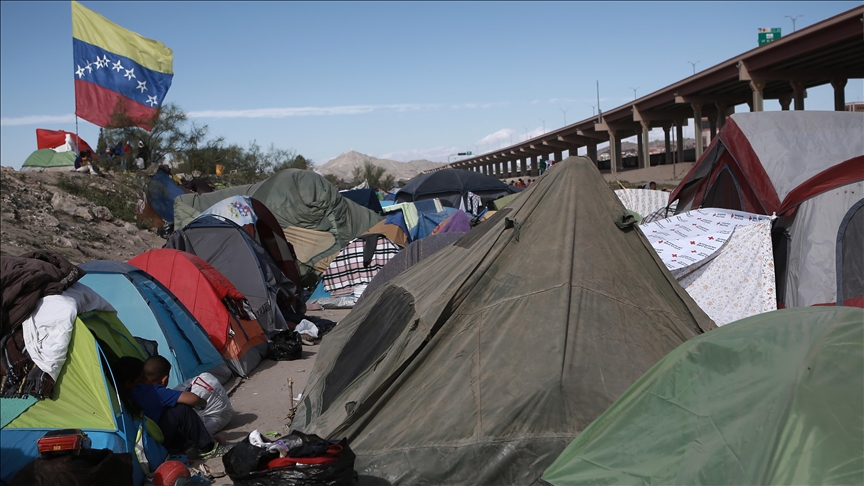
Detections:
[143, 355, 171, 383]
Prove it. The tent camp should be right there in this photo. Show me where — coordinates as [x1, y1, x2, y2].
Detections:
[20, 149, 77, 172]
[340, 189, 384, 214]
[1, 310, 164, 486]
[173, 169, 383, 287]
[293, 157, 714, 484]
[541, 306, 864, 486]
[668, 111, 864, 308]
[394, 168, 516, 210]
[128, 249, 269, 378]
[79, 261, 226, 388]
[164, 215, 300, 335]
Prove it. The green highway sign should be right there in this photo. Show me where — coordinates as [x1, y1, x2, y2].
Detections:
[758, 27, 781, 46]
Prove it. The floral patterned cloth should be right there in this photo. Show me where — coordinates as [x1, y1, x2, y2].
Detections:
[198, 195, 257, 227]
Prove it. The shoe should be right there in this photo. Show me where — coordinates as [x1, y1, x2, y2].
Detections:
[199, 441, 234, 460]
[300, 334, 315, 346]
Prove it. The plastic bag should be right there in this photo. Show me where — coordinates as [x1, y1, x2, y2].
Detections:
[189, 372, 233, 435]
[223, 433, 357, 486]
[266, 330, 302, 361]
[294, 320, 319, 339]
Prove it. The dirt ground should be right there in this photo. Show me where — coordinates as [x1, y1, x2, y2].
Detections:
[198, 308, 352, 484]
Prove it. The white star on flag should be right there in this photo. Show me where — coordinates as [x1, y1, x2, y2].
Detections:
[124, 68, 136, 80]
[146, 95, 158, 107]
[101, 55, 111, 66]
[85, 61, 93, 74]
[137, 81, 147, 93]
[75, 65, 85, 78]
[94, 57, 105, 69]
[112, 60, 123, 72]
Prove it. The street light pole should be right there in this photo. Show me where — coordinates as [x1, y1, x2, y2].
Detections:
[687, 61, 699, 75]
[630, 87, 639, 100]
[785, 14, 803, 32]
[560, 108, 569, 126]
[540, 118, 547, 134]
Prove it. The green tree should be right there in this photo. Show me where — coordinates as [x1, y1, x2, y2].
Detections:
[105, 102, 205, 169]
[323, 173, 350, 190]
[96, 128, 107, 155]
[351, 162, 395, 190]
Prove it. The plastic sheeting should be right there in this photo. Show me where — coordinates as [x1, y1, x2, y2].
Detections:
[541, 307, 864, 486]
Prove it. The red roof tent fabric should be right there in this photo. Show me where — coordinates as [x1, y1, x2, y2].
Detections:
[129, 249, 268, 377]
[35, 129, 94, 155]
[669, 113, 864, 216]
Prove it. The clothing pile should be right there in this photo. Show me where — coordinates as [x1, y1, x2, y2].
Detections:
[0, 251, 87, 399]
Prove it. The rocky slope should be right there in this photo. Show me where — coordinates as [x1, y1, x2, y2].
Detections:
[0, 166, 165, 264]
[317, 150, 445, 183]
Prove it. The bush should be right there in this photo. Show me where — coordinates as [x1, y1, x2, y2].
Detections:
[55, 176, 144, 227]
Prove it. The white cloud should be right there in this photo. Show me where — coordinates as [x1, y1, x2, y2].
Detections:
[188, 101, 509, 120]
[0, 114, 75, 126]
[380, 145, 459, 162]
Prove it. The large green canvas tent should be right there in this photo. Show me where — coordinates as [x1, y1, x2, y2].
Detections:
[541, 306, 864, 486]
[293, 157, 714, 484]
[20, 149, 76, 171]
[173, 169, 383, 286]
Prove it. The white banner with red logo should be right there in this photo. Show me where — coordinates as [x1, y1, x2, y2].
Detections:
[639, 208, 772, 278]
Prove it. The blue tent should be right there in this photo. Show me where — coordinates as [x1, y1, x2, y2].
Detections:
[340, 189, 383, 214]
[79, 261, 225, 388]
[146, 169, 185, 222]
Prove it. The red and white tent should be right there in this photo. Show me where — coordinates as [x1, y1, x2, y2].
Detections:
[669, 111, 863, 308]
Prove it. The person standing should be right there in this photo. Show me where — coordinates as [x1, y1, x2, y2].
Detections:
[136, 141, 150, 170]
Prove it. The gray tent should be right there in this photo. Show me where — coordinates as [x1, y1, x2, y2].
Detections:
[173, 169, 383, 287]
[293, 157, 715, 484]
[164, 215, 300, 335]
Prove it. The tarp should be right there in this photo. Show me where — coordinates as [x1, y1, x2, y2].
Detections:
[668, 112, 864, 307]
[541, 306, 864, 486]
[293, 157, 714, 485]
[146, 169, 185, 223]
[79, 261, 225, 388]
[614, 188, 670, 221]
[1, 311, 158, 486]
[173, 169, 383, 286]
[20, 149, 77, 171]
[128, 249, 269, 378]
[395, 168, 516, 208]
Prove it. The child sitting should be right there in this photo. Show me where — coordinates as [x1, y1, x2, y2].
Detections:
[115, 355, 232, 460]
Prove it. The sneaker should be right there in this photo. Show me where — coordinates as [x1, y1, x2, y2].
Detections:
[199, 441, 234, 460]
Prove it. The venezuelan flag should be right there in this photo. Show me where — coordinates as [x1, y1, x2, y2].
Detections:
[71, 1, 173, 131]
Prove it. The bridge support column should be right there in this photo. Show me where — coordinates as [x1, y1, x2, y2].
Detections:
[641, 121, 651, 169]
[675, 120, 684, 166]
[709, 117, 717, 143]
[691, 102, 704, 160]
[586, 144, 597, 164]
[791, 81, 806, 110]
[663, 124, 671, 166]
[608, 130, 618, 175]
[779, 95, 792, 111]
[832, 78, 847, 111]
[715, 102, 727, 130]
[553, 151, 562, 164]
[749, 80, 765, 112]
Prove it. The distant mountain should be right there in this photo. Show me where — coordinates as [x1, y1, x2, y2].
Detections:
[318, 151, 446, 183]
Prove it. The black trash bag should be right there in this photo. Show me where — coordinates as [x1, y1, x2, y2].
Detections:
[9, 449, 134, 486]
[302, 316, 337, 337]
[223, 435, 358, 486]
[281, 430, 331, 458]
[266, 330, 302, 361]
[223, 435, 281, 476]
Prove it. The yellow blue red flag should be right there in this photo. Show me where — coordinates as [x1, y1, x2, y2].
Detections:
[71, 1, 173, 131]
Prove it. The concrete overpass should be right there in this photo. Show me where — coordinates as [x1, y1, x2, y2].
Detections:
[435, 6, 863, 179]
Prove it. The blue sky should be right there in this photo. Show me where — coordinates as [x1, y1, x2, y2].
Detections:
[1, 1, 861, 169]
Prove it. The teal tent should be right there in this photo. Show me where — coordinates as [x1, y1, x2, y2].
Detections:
[541, 306, 864, 486]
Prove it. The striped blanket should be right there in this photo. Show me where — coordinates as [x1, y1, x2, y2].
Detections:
[322, 235, 401, 292]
